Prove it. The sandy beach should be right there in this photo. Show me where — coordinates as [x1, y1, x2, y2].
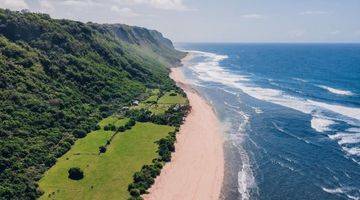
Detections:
[143, 64, 224, 200]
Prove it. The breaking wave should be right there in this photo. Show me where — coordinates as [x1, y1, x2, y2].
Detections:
[318, 85, 355, 96]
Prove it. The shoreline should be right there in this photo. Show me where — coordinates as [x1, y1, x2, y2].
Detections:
[143, 58, 225, 200]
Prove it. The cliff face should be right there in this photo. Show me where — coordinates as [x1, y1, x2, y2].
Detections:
[0, 9, 184, 199]
[106, 24, 186, 65]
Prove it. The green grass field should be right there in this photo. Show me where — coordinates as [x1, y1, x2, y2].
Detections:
[158, 91, 187, 105]
[38, 122, 174, 200]
[97, 116, 129, 128]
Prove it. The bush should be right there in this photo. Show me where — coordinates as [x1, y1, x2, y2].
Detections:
[109, 124, 116, 131]
[68, 167, 84, 180]
[73, 129, 86, 138]
[99, 146, 107, 153]
[44, 156, 56, 167]
[128, 118, 136, 126]
[118, 126, 126, 132]
[124, 118, 136, 130]
[129, 189, 140, 197]
[169, 93, 177, 96]
[94, 124, 101, 130]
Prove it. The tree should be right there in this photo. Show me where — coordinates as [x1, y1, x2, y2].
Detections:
[129, 189, 140, 197]
[68, 167, 84, 180]
[99, 146, 107, 153]
[73, 129, 86, 138]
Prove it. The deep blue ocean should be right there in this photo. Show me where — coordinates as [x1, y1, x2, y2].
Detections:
[176, 43, 360, 200]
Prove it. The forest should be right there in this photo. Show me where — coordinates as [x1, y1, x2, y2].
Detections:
[0, 8, 185, 199]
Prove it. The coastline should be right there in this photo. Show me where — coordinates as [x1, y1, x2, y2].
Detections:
[143, 56, 225, 200]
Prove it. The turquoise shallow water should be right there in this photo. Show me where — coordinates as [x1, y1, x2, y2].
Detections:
[177, 43, 360, 200]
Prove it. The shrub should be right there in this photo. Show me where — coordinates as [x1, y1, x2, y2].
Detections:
[124, 118, 136, 130]
[104, 125, 110, 131]
[128, 118, 136, 126]
[169, 93, 177, 96]
[94, 124, 101, 130]
[44, 156, 56, 167]
[118, 126, 126, 132]
[129, 189, 140, 197]
[99, 146, 107, 153]
[68, 167, 84, 180]
[109, 124, 116, 131]
[73, 129, 86, 138]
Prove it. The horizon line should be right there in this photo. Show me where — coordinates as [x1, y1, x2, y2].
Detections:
[174, 41, 360, 44]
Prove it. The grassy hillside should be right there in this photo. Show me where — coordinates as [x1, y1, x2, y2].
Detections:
[38, 122, 174, 200]
[38, 90, 188, 200]
[0, 9, 185, 200]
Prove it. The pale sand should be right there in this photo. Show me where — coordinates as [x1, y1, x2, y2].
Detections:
[143, 66, 224, 200]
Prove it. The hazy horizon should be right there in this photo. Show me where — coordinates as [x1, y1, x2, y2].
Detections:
[1, 0, 360, 43]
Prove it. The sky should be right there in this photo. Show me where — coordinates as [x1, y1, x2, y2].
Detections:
[1, 0, 360, 43]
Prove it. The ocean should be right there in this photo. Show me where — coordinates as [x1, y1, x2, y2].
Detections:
[175, 43, 360, 200]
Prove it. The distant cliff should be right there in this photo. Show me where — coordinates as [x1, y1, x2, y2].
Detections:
[0, 8, 184, 199]
[106, 24, 186, 65]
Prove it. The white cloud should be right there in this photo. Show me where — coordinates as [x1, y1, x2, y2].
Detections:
[149, 0, 187, 10]
[29, 0, 191, 12]
[39, 0, 55, 12]
[300, 10, 329, 15]
[110, 6, 139, 17]
[123, 0, 190, 11]
[59, 0, 100, 6]
[0, 0, 28, 10]
[240, 14, 265, 19]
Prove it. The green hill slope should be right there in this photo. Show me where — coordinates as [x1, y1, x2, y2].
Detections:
[0, 9, 185, 200]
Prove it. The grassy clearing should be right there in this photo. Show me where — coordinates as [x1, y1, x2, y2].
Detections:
[39, 122, 173, 200]
[98, 116, 129, 128]
[158, 91, 187, 105]
[133, 90, 187, 115]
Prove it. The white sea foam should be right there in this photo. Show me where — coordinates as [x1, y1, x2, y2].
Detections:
[273, 159, 295, 171]
[318, 85, 354, 96]
[329, 132, 360, 145]
[185, 50, 360, 123]
[233, 108, 257, 200]
[342, 147, 360, 156]
[322, 187, 360, 200]
[308, 100, 360, 121]
[237, 161, 256, 200]
[311, 117, 336, 132]
[347, 127, 360, 133]
[252, 107, 263, 114]
[293, 77, 309, 83]
[322, 187, 344, 194]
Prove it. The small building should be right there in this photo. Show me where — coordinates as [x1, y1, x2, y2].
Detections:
[132, 100, 139, 106]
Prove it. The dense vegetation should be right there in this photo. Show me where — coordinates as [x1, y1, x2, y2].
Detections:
[0, 8, 185, 200]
